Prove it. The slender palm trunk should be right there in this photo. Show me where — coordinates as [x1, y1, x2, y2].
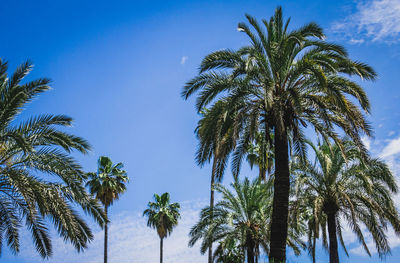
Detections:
[160, 237, 164, 263]
[269, 125, 290, 262]
[247, 246, 255, 263]
[208, 157, 217, 263]
[259, 166, 266, 181]
[104, 205, 108, 263]
[312, 232, 316, 263]
[327, 213, 339, 263]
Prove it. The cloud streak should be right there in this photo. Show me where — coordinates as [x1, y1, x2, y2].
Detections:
[17, 200, 207, 263]
[332, 0, 400, 43]
[180, 56, 188, 65]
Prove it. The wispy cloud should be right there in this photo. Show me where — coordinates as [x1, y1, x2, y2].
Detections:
[180, 56, 188, 65]
[17, 200, 207, 263]
[379, 136, 400, 159]
[332, 0, 400, 43]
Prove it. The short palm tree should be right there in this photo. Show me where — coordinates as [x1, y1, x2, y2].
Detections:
[143, 192, 181, 263]
[183, 7, 376, 261]
[293, 140, 400, 263]
[86, 156, 128, 263]
[213, 238, 244, 263]
[0, 59, 106, 258]
[189, 178, 306, 263]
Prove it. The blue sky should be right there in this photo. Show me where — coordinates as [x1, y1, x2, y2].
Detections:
[1, 0, 400, 262]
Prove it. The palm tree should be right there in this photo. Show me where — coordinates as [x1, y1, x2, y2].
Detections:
[293, 140, 400, 263]
[143, 192, 181, 263]
[195, 101, 236, 262]
[213, 239, 244, 263]
[182, 7, 376, 261]
[0, 59, 106, 258]
[86, 156, 128, 263]
[189, 178, 306, 263]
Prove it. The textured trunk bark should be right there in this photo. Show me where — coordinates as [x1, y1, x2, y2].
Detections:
[208, 157, 217, 263]
[269, 125, 290, 263]
[327, 213, 339, 263]
[104, 205, 108, 263]
[160, 237, 164, 263]
[259, 166, 266, 181]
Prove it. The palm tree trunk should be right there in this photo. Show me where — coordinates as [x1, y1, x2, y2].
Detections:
[208, 157, 217, 263]
[104, 205, 108, 263]
[259, 166, 266, 181]
[269, 125, 290, 263]
[327, 213, 339, 263]
[312, 232, 316, 263]
[160, 237, 164, 263]
[247, 246, 255, 263]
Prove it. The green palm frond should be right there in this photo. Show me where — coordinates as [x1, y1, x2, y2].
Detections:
[143, 192, 180, 239]
[0, 59, 106, 258]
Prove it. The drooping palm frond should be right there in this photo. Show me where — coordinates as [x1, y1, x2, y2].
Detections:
[0, 59, 106, 258]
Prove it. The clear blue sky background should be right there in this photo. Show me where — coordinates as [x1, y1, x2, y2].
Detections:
[1, 0, 400, 262]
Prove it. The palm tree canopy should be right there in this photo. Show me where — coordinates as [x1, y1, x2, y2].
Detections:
[143, 192, 181, 239]
[189, 178, 306, 257]
[86, 156, 129, 208]
[183, 6, 376, 170]
[0, 59, 106, 258]
[195, 101, 237, 182]
[293, 139, 400, 259]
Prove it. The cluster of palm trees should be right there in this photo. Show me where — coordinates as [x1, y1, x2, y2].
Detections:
[0, 56, 133, 261]
[1, 5, 399, 263]
[183, 6, 400, 263]
[0, 55, 180, 263]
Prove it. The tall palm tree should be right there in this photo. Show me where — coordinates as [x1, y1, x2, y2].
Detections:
[293, 140, 400, 263]
[143, 192, 181, 263]
[189, 178, 306, 263]
[86, 156, 128, 263]
[182, 7, 376, 261]
[195, 101, 236, 262]
[0, 59, 106, 258]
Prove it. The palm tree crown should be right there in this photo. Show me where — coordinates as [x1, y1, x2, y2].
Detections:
[293, 139, 400, 263]
[0, 59, 105, 258]
[143, 192, 180, 263]
[86, 156, 129, 208]
[143, 192, 181, 239]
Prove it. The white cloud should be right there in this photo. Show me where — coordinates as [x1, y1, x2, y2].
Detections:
[17, 199, 207, 263]
[379, 136, 400, 159]
[349, 38, 365, 44]
[332, 0, 400, 43]
[180, 56, 188, 65]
